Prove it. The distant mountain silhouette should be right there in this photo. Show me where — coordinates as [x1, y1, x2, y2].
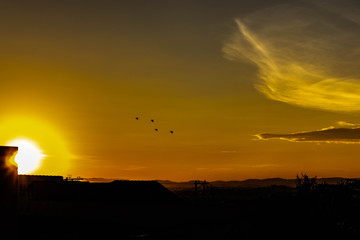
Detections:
[83, 177, 348, 190]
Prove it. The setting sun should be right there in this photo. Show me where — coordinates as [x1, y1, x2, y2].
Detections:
[6, 138, 46, 174]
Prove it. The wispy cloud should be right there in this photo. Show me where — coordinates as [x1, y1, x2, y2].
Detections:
[251, 164, 282, 168]
[221, 150, 237, 153]
[122, 166, 147, 171]
[256, 122, 360, 144]
[196, 167, 232, 171]
[223, 1, 360, 112]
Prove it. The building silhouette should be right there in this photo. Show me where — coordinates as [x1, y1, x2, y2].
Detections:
[18, 175, 181, 216]
[0, 145, 182, 238]
[17, 175, 182, 238]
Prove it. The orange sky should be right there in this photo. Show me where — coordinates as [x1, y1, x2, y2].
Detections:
[1, 0, 360, 181]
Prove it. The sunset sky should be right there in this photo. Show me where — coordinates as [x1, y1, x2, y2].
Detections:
[1, 0, 360, 181]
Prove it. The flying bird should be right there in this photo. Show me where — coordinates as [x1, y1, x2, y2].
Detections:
[134, 116, 174, 135]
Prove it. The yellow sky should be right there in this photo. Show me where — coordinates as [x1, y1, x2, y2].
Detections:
[1, 0, 360, 181]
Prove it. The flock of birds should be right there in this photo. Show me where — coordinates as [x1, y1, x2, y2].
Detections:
[135, 117, 174, 134]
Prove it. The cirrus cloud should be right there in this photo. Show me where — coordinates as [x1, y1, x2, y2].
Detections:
[223, 1, 360, 112]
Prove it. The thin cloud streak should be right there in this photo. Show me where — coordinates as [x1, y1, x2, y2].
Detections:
[251, 164, 283, 168]
[337, 121, 360, 127]
[223, 1, 360, 112]
[257, 126, 360, 144]
[221, 150, 237, 153]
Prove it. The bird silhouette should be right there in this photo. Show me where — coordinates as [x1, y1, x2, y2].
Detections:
[134, 116, 174, 134]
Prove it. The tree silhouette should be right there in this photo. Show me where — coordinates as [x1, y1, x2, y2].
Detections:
[296, 173, 318, 194]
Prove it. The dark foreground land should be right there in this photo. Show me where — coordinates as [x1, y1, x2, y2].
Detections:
[17, 176, 360, 240]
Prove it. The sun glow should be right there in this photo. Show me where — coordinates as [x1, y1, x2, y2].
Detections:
[0, 116, 72, 175]
[6, 138, 46, 174]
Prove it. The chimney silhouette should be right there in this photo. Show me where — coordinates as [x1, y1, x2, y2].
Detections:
[0, 146, 18, 238]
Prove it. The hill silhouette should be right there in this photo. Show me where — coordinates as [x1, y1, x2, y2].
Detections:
[86, 177, 347, 189]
